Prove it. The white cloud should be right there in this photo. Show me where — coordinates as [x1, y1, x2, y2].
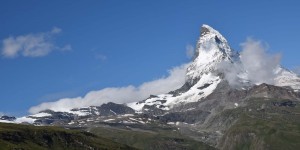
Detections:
[186, 44, 194, 59]
[60, 44, 72, 51]
[217, 61, 244, 87]
[240, 38, 281, 84]
[29, 64, 188, 114]
[218, 38, 281, 87]
[1, 27, 71, 58]
[51, 27, 62, 34]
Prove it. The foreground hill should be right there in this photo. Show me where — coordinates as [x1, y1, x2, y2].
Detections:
[0, 123, 134, 150]
[218, 98, 300, 150]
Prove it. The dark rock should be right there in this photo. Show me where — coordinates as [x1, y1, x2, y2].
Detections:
[272, 101, 296, 107]
[142, 105, 165, 116]
[149, 95, 159, 98]
[215, 36, 221, 44]
[33, 110, 75, 125]
[169, 78, 199, 97]
[0, 116, 16, 121]
[154, 100, 167, 104]
[198, 83, 212, 90]
[201, 26, 211, 36]
[97, 102, 135, 116]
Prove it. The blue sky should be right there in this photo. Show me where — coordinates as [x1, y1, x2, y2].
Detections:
[1, 0, 300, 116]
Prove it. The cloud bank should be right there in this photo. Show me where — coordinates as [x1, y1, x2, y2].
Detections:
[1, 27, 71, 58]
[29, 64, 188, 114]
[218, 38, 281, 87]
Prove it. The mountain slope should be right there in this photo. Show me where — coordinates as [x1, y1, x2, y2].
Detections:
[218, 98, 300, 150]
[89, 125, 216, 150]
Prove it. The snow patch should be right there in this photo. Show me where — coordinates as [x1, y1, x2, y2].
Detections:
[29, 112, 51, 118]
[234, 103, 239, 107]
[104, 119, 115, 122]
[15, 117, 36, 124]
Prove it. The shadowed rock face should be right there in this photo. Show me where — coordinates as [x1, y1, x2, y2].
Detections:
[33, 110, 75, 125]
[97, 102, 135, 116]
[248, 83, 300, 100]
[200, 26, 212, 36]
[0, 116, 16, 121]
[272, 100, 296, 107]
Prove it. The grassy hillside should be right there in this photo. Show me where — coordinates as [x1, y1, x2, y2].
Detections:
[0, 123, 134, 150]
[90, 124, 216, 150]
[219, 98, 300, 150]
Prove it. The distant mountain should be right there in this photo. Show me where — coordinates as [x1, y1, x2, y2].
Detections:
[2, 25, 300, 150]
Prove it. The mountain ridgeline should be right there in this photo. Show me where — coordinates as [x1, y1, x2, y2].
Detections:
[1, 25, 300, 150]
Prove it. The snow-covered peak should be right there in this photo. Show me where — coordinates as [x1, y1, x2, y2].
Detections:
[127, 25, 234, 112]
[199, 24, 232, 54]
[200, 24, 227, 42]
[275, 67, 300, 91]
[186, 24, 236, 85]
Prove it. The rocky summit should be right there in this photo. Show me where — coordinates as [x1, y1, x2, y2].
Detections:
[2, 25, 300, 150]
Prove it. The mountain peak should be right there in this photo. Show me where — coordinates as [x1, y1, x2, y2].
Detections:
[200, 24, 221, 36]
[200, 24, 228, 44]
[193, 25, 233, 60]
[186, 25, 235, 85]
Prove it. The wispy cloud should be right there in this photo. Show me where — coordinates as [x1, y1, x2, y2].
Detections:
[186, 44, 194, 59]
[1, 27, 71, 58]
[240, 38, 281, 84]
[293, 66, 300, 75]
[95, 54, 107, 61]
[29, 64, 188, 114]
[60, 44, 72, 51]
[218, 38, 282, 87]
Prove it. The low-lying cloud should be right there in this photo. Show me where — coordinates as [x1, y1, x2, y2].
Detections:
[240, 38, 281, 84]
[29, 64, 188, 114]
[218, 38, 282, 87]
[1, 27, 71, 58]
[217, 61, 244, 87]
